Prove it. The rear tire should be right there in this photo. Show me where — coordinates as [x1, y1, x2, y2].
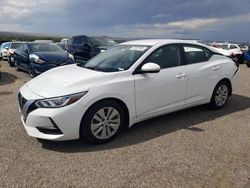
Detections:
[210, 81, 230, 110]
[80, 100, 125, 144]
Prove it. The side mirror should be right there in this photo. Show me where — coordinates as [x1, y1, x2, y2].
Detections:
[140, 62, 161, 73]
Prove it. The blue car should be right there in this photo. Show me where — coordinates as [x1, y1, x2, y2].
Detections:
[14, 42, 75, 77]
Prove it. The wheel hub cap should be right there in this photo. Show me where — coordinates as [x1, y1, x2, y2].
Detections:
[215, 85, 228, 107]
[91, 107, 121, 140]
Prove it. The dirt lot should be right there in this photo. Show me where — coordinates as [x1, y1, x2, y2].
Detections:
[0, 61, 250, 188]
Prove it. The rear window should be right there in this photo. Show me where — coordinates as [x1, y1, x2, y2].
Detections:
[71, 37, 88, 45]
[183, 45, 207, 64]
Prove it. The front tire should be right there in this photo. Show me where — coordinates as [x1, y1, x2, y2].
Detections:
[14, 60, 20, 71]
[80, 100, 125, 144]
[8, 57, 14, 67]
[210, 81, 230, 109]
[28, 64, 35, 78]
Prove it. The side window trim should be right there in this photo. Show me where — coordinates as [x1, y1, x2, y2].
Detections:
[133, 43, 182, 74]
[181, 44, 213, 65]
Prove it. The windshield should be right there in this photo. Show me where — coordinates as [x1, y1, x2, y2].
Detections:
[1, 43, 9, 49]
[11, 43, 23, 49]
[29, 43, 64, 53]
[81, 45, 151, 72]
[89, 37, 116, 47]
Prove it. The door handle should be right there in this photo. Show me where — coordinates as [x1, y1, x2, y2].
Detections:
[176, 73, 186, 79]
[212, 66, 220, 71]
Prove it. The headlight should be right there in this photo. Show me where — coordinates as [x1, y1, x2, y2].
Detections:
[29, 54, 45, 64]
[35, 92, 87, 108]
[68, 53, 74, 60]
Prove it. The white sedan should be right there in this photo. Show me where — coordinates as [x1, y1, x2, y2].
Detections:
[18, 39, 239, 144]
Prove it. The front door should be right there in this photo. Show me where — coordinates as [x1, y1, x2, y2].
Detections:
[134, 44, 187, 117]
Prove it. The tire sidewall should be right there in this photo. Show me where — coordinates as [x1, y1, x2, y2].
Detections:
[210, 81, 229, 109]
[28, 64, 35, 78]
[8, 56, 14, 67]
[14, 60, 19, 71]
[81, 100, 125, 144]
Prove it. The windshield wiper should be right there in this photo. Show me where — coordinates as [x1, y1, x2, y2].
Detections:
[84, 66, 106, 72]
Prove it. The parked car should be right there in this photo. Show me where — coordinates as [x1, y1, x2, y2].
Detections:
[18, 39, 239, 144]
[14, 42, 75, 77]
[238, 44, 249, 53]
[66, 35, 116, 63]
[0, 42, 10, 60]
[219, 43, 243, 56]
[211, 43, 243, 64]
[7, 42, 24, 66]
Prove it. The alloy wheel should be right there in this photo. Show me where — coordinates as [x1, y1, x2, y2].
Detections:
[215, 84, 229, 107]
[90, 107, 121, 140]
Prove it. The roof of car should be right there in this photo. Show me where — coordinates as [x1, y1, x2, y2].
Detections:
[120, 39, 220, 54]
[121, 39, 202, 46]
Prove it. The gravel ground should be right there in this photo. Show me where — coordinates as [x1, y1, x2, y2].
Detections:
[0, 61, 250, 188]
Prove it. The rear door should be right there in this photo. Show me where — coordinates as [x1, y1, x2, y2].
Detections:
[181, 44, 221, 104]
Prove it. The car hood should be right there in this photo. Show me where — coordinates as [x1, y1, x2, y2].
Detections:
[34, 51, 69, 62]
[26, 64, 118, 98]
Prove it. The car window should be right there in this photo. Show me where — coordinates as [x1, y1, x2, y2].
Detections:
[11, 43, 23, 49]
[221, 44, 229, 50]
[203, 48, 212, 60]
[22, 45, 28, 53]
[72, 37, 87, 45]
[144, 44, 180, 69]
[89, 37, 116, 47]
[2, 43, 9, 49]
[230, 45, 238, 49]
[82, 45, 151, 72]
[18, 45, 24, 53]
[183, 45, 207, 64]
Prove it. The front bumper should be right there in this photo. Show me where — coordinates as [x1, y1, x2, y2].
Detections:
[18, 86, 87, 141]
[2, 52, 8, 60]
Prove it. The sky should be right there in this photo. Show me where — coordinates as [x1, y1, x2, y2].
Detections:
[0, 0, 249, 41]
